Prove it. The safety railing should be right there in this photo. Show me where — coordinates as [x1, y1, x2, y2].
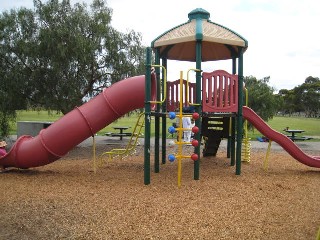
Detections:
[202, 70, 238, 113]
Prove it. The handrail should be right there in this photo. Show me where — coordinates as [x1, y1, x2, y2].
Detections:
[149, 64, 167, 104]
[186, 68, 201, 106]
[99, 112, 145, 163]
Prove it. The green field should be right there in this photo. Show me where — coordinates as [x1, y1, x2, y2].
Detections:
[10, 110, 320, 141]
[249, 116, 320, 141]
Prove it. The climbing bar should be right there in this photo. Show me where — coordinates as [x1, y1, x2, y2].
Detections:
[149, 65, 167, 104]
[187, 68, 202, 106]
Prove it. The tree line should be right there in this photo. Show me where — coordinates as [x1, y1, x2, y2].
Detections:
[244, 76, 320, 123]
[1, 0, 319, 137]
[0, 0, 146, 136]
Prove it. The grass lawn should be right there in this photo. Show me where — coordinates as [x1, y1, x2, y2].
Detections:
[10, 110, 320, 141]
[248, 116, 320, 141]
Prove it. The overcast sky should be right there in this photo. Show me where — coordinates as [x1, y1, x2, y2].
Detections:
[1, 0, 319, 91]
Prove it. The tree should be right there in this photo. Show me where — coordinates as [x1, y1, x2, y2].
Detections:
[244, 76, 279, 122]
[0, 0, 146, 136]
[277, 89, 296, 115]
[298, 76, 320, 117]
[278, 76, 320, 117]
[0, 7, 34, 137]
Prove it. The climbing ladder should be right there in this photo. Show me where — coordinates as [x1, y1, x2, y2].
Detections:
[99, 112, 145, 163]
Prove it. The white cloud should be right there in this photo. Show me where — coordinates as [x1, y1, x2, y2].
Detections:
[1, 0, 319, 91]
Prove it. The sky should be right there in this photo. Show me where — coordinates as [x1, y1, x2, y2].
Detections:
[1, 0, 319, 91]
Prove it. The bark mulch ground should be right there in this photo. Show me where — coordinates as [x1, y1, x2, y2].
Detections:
[1, 143, 320, 239]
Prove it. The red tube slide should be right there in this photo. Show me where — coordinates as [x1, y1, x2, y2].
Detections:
[243, 106, 320, 168]
[0, 75, 156, 169]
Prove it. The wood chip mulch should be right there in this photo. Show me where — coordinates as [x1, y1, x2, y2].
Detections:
[1, 144, 319, 239]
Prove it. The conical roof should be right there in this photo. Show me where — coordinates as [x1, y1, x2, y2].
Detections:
[151, 8, 248, 61]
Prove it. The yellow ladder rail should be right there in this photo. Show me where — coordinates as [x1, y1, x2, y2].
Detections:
[99, 112, 145, 165]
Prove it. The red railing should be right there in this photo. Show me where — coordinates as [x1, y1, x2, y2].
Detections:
[166, 70, 238, 113]
[166, 79, 196, 112]
[202, 70, 238, 113]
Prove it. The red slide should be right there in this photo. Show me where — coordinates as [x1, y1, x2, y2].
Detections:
[0, 75, 155, 169]
[243, 106, 320, 168]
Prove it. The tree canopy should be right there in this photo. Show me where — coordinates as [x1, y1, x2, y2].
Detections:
[0, 1, 318, 138]
[244, 76, 279, 122]
[0, 0, 145, 112]
[0, 0, 145, 136]
[277, 76, 320, 117]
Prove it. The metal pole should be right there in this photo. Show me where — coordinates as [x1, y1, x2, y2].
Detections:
[144, 47, 152, 184]
[230, 57, 237, 163]
[194, 41, 202, 180]
[161, 58, 168, 165]
[236, 48, 244, 175]
[154, 51, 160, 173]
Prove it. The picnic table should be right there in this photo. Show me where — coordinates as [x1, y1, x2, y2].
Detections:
[106, 126, 132, 140]
[284, 129, 312, 142]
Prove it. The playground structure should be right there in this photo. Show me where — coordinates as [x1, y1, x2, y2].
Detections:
[142, 8, 320, 185]
[142, 8, 249, 185]
[0, 8, 320, 185]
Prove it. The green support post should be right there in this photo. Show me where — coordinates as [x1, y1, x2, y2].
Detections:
[144, 47, 152, 185]
[161, 58, 168, 165]
[231, 117, 236, 166]
[194, 40, 202, 180]
[227, 118, 231, 158]
[236, 48, 244, 175]
[154, 53, 161, 173]
[227, 135, 231, 158]
[229, 57, 237, 161]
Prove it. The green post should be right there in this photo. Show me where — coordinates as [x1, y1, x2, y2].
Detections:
[161, 58, 168, 165]
[144, 47, 152, 184]
[154, 53, 161, 173]
[231, 118, 236, 166]
[227, 118, 231, 158]
[229, 57, 237, 162]
[236, 48, 244, 175]
[194, 40, 202, 180]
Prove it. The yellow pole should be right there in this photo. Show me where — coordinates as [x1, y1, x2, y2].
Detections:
[316, 226, 320, 240]
[263, 140, 272, 171]
[177, 71, 184, 187]
[92, 136, 96, 174]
